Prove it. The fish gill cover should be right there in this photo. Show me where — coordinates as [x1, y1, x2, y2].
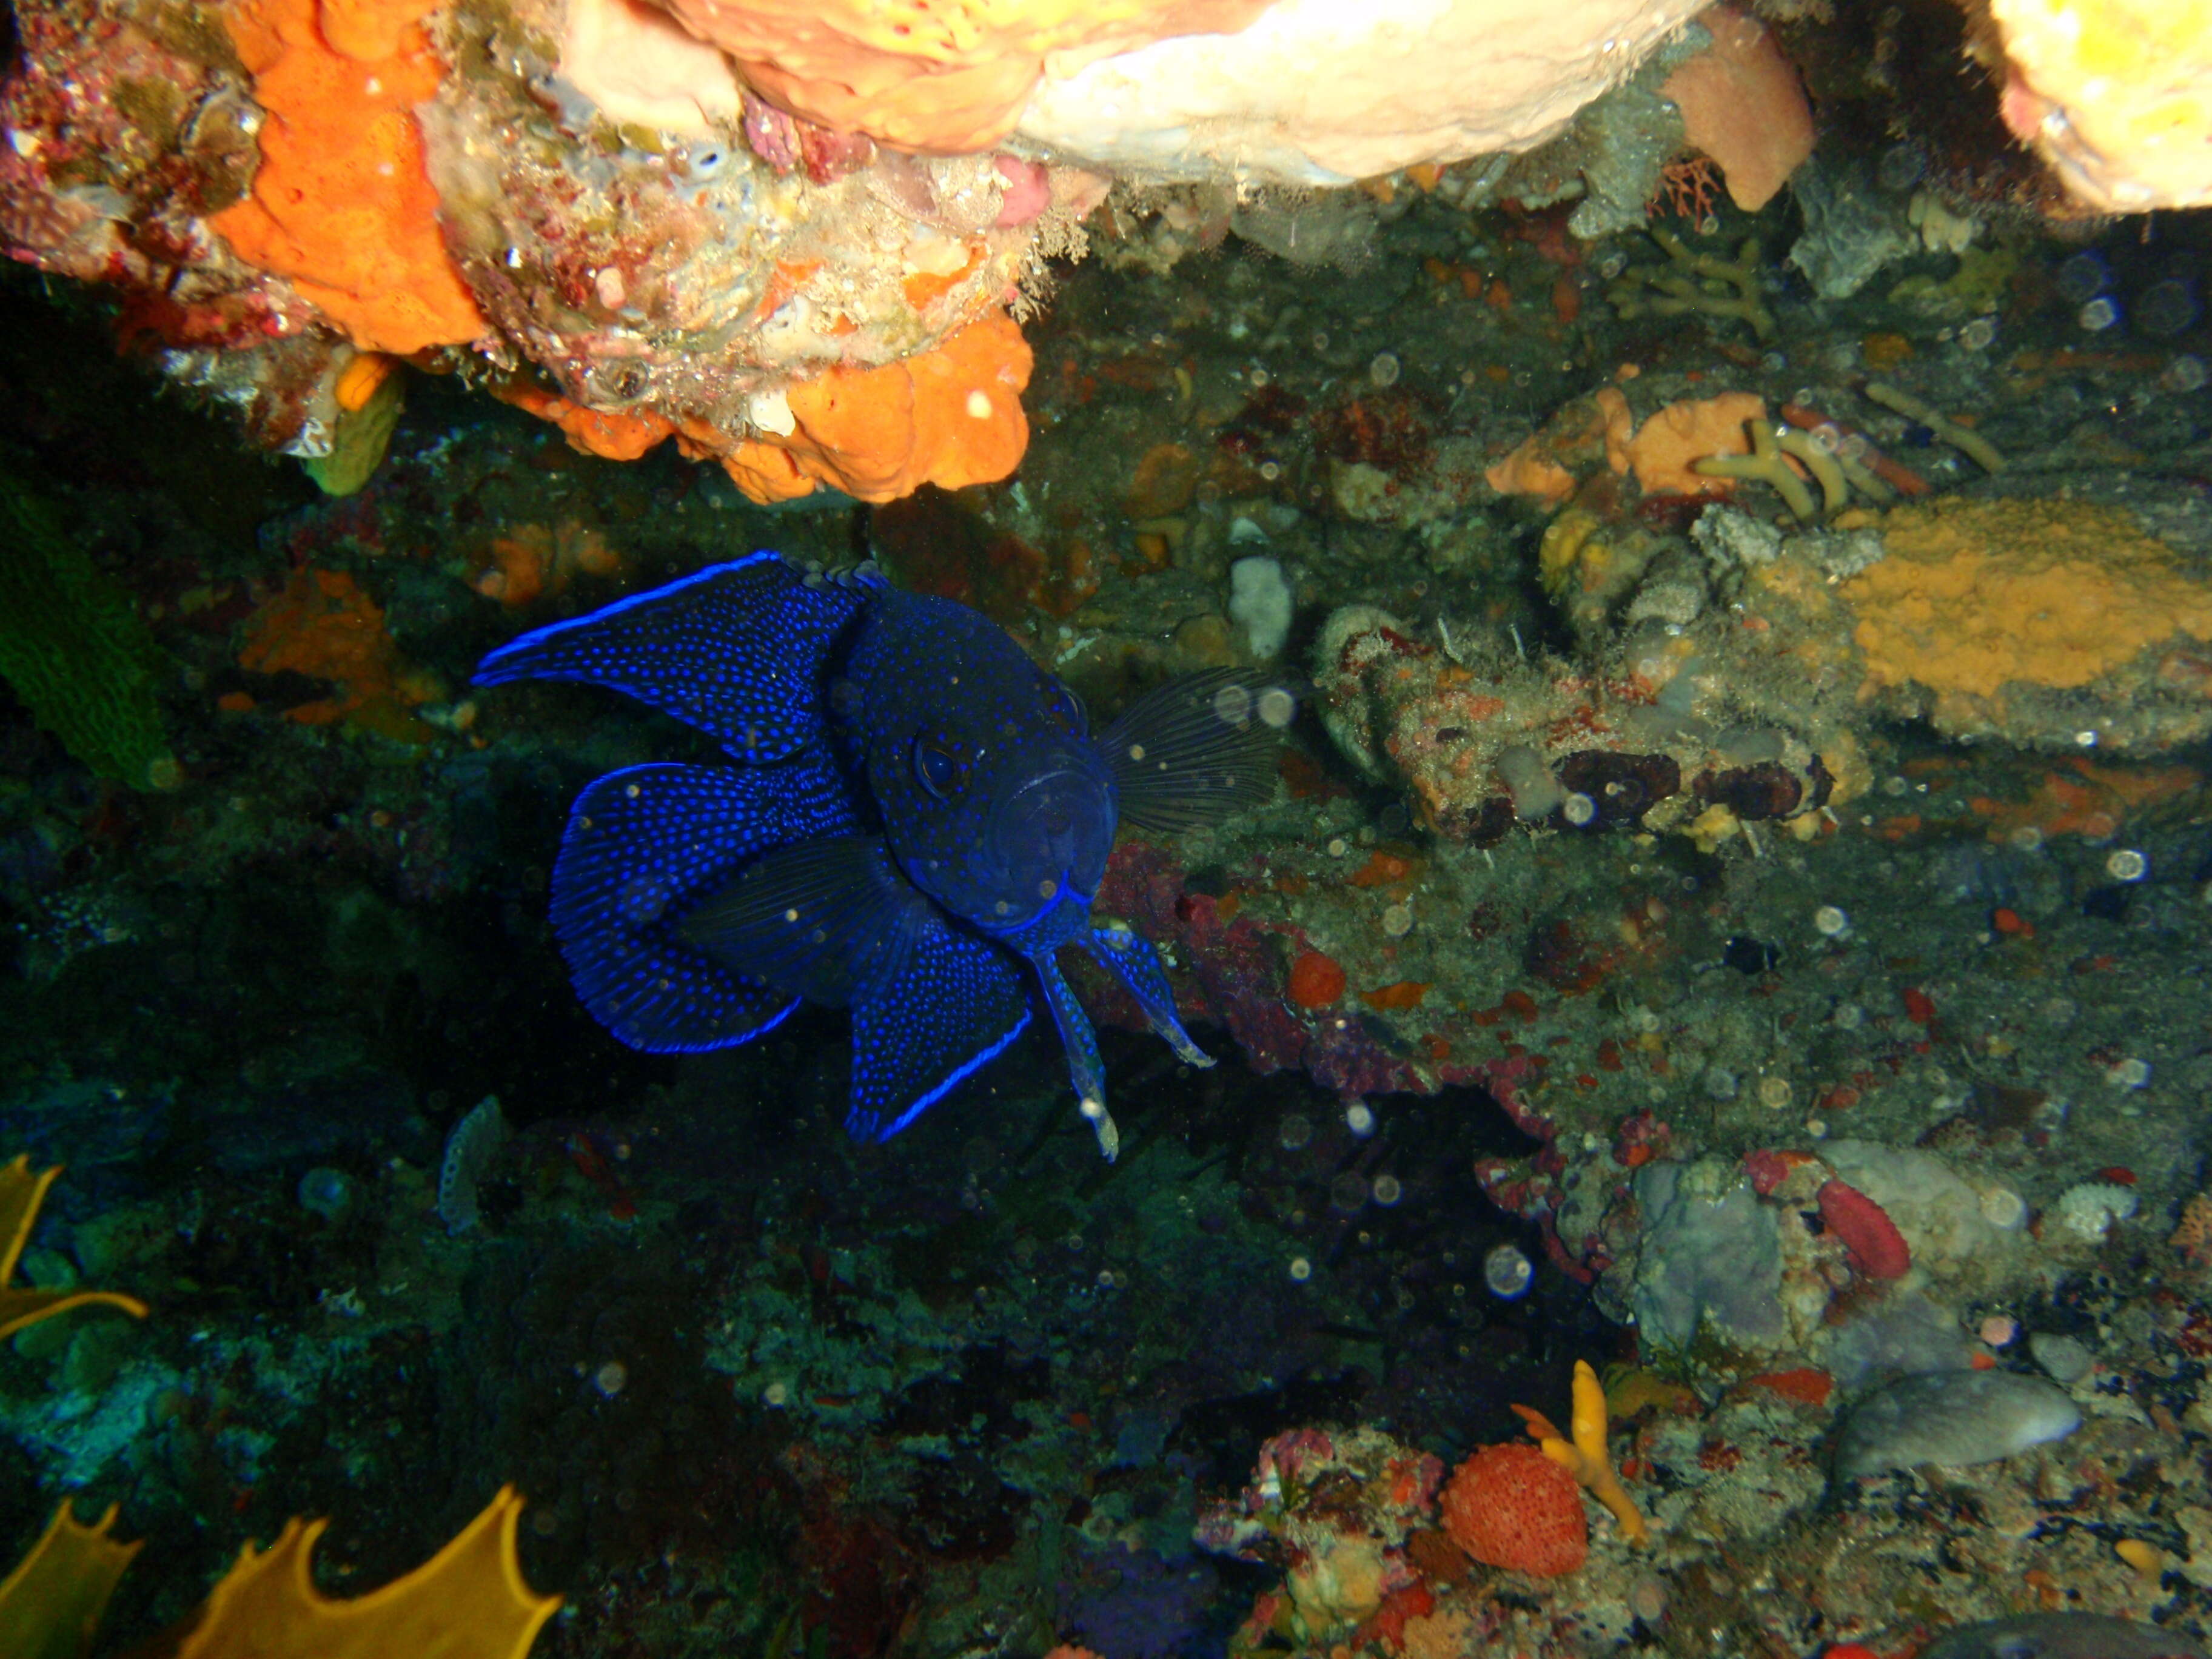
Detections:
[473, 552, 1286, 1158]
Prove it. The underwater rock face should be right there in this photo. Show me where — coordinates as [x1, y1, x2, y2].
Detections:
[1834, 1369, 2082, 1480]
[1629, 1158, 1785, 1352]
[1920, 1615, 2212, 1659]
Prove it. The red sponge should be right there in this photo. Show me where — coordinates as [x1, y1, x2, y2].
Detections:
[1439, 1443, 1588, 1576]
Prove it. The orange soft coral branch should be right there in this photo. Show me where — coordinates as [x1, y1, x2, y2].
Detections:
[0, 1156, 149, 1341]
[1516, 1359, 1650, 1546]
[212, 0, 487, 354]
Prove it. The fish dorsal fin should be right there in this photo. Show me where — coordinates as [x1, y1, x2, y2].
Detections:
[474, 554, 870, 762]
[1098, 668, 1290, 833]
[551, 757, 857, 1052]
[675, 835, 925, 1009]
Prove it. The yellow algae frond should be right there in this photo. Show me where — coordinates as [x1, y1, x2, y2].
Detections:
[1513, 1359, 1649, 1546]
[0, 1501, 142, 1659]
[0, 1156, 149, 1341]
[175, 1486, 560, 1659]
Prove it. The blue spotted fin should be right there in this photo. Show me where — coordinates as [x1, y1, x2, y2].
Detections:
[549, 754, 857, 1052]
[1084, 923, 1212, 1070]
[1099, 667, 1290, 832]
[677, 836, 1033, 1142]
[473, 554, 873, 762]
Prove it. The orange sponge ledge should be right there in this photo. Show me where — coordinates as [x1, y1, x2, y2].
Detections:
[212, 0, 486, 354]
[718, 312, 1034, 504]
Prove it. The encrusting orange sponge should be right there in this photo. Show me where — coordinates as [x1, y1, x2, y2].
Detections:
[717, 312, 1034, 504]
[212, 0, 486, 354]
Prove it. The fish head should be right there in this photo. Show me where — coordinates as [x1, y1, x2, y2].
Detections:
[852, 612, 1116, 935]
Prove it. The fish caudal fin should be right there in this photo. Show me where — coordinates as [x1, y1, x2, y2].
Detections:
[1032, 952, 1120, 1161]
[848, 909, 1032, 1145]
[473, 555, 873, 763]
[551, 758, 856, 1051]
[1099, 668, 1293, 833]
[1084, 923, 1213, 1070]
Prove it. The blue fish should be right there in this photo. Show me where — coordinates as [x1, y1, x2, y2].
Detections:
[474, 554, 1284, 1158]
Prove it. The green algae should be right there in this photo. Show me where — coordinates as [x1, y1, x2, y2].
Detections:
[0, 471, 175, 789]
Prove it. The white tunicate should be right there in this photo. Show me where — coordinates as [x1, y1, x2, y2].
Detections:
[2056, 1180, 2138, 1239]
[2106, 848, 2148, 882]
[1228, 555, 1295, 659]
[1494, 745, 1565, 821]
[2079, 296, 2120, 332]
[1483, 1243, 1533, 1299]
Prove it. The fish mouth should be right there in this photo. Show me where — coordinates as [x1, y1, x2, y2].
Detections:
[994, 767, 1112, 904]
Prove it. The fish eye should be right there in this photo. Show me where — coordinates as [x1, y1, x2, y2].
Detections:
[1043, 684, 1085, 737]
[914, 735, 969, 800]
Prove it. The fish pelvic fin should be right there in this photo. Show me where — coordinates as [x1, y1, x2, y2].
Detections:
[1083, 922, 1213, 1070]
[1031, 950, 1120, 1161]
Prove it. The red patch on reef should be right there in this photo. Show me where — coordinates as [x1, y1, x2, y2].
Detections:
[1817, 1178, 1911, 1279]
[1439, 1443, 1586, 1577]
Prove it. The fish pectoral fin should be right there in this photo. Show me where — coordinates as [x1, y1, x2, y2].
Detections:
[1098, 666, 1292, 833]
[846, 910, 1032, 1144]
[677, 834, 919, 1008]
[472, 553, 867, 763]
[1082, 925, 1212, 1068]
[551, 764, 832, 1053]
[1031, 953, 1121, 1161]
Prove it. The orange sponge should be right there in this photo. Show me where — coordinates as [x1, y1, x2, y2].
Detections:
[1438, 1443, 1587, 1577]
[212, 0, 486, 354]
[717, 312, 1034, 504]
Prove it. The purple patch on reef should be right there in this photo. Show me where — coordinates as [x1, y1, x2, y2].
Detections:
[1058, 1546, 1221, 1659]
